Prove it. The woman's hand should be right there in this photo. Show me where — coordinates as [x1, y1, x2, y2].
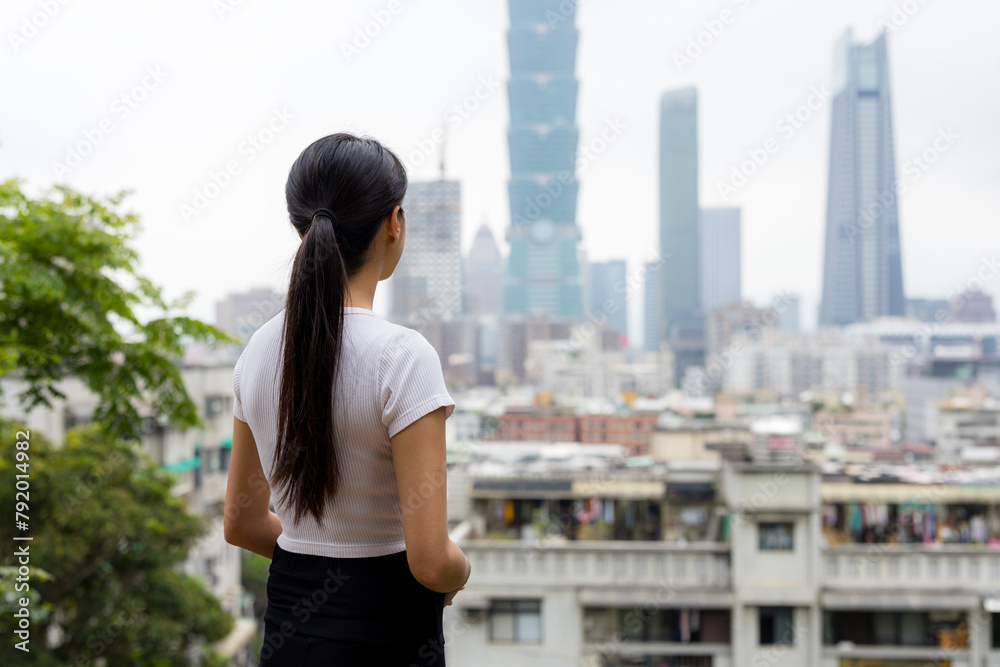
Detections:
[444, 555, 471, 606]
[444, 585, 465, 607]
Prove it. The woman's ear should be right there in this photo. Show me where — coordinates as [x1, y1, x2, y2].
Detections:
[386, 205, 402, 242]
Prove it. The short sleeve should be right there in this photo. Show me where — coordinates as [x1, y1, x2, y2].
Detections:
[233, 346, 248, 422]
[379, 329, 456, 438]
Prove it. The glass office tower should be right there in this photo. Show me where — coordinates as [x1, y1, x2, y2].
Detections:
[391, 180, 462, 323]
[659, 87, 704, 378]
[819, 29, 905, 326]
[502, 0, 583, 321]
[699, 207, 742, 313]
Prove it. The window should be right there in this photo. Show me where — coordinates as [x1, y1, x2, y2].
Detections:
[759, 607, 794, 646]
[758, 522, 794, 550]
[489, 599, 541, 643]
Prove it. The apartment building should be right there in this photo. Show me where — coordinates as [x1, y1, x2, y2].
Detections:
[0, 360, 257, 664]
[445, 439, 1000, 666]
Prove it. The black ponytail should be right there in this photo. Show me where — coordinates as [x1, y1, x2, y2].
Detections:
[275, 133, 407, 526]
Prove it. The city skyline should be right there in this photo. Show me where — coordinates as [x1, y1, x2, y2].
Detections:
[5, 3, 1000, 664]
[2, 0, 995, 334]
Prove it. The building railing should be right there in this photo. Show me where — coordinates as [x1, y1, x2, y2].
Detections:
[459, 539, 731, 588]
[823, 545, 1000, 591]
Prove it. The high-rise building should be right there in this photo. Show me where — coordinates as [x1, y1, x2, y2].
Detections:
[464, 222, 505, 318]
[588, 260, 628, 339]
[699, 207, 741, 312]
[819, 29, 905, 327]
[906, 298, 950, 323]
[215, 287, 285, 341]
[502, 0, 584, 322]
[950, 289, 997, 323]
[659, 87, 704, 378]
[643, 260, 660, 352]
[776, 293, 801, 333]
[390, 180, 462, 323]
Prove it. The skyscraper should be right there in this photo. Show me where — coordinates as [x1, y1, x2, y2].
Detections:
[215, 287, 285, 341]
[777, 293, 801, 333]
[464, 222, 504, 318]
[819, 29, 905, 326]
[659, 87, 704, 378]
[643, 259, 660, 352]
[390, 180, 462, 323]
[502, 0, 583, 322]
[588, 260, 628, 339]
[699, 207, 741, 312]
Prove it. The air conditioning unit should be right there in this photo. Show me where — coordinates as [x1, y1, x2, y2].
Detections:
[206, 396, 225, 418]
[141, 416, 166, 435]
[461, 607, 485, 623]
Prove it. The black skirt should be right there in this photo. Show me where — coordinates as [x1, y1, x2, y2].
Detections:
[258, 542, 447, 667]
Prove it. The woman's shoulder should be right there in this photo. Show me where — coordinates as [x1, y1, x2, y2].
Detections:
[378, 322, 436, 357]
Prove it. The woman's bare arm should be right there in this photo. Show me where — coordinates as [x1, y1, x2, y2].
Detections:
[223, 417, 282, 559]
[390, 405, 470, 592]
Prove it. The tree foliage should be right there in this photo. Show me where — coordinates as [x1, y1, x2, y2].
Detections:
[0, 418, 234, 665]
[0, 179, 241, 441]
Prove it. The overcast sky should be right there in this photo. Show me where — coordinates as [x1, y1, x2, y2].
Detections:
[3, 0, 997, 340]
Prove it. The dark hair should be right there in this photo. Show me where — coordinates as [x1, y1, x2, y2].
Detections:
[275, 132, 407, 526]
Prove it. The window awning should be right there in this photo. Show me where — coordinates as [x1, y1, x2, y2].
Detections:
[578, 587, 733, 608]
[821, 589, 980, 610]
[162, 456, 200, 473]
[822, 482, 1000, 504]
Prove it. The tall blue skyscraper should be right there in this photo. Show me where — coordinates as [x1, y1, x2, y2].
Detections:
[659, 87, 704, 378]
[819, 29, 905, 326]
[502, 0, 583, 322]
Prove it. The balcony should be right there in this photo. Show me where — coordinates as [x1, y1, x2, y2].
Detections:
[460, 540, 731, 590]
[823, 545, 1000, 593]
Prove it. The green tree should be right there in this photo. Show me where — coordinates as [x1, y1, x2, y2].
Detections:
[0, 178, 241, 441]
[0, 418, 234, 665]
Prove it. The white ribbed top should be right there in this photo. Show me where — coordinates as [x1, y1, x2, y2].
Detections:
[232, 306, 455, 558]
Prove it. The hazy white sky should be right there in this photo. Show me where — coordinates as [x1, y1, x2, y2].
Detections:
[3, 0, 997, 338]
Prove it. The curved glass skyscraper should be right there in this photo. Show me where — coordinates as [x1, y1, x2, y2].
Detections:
[819, 29, 906, 327]
[502, 0, 583, 321]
